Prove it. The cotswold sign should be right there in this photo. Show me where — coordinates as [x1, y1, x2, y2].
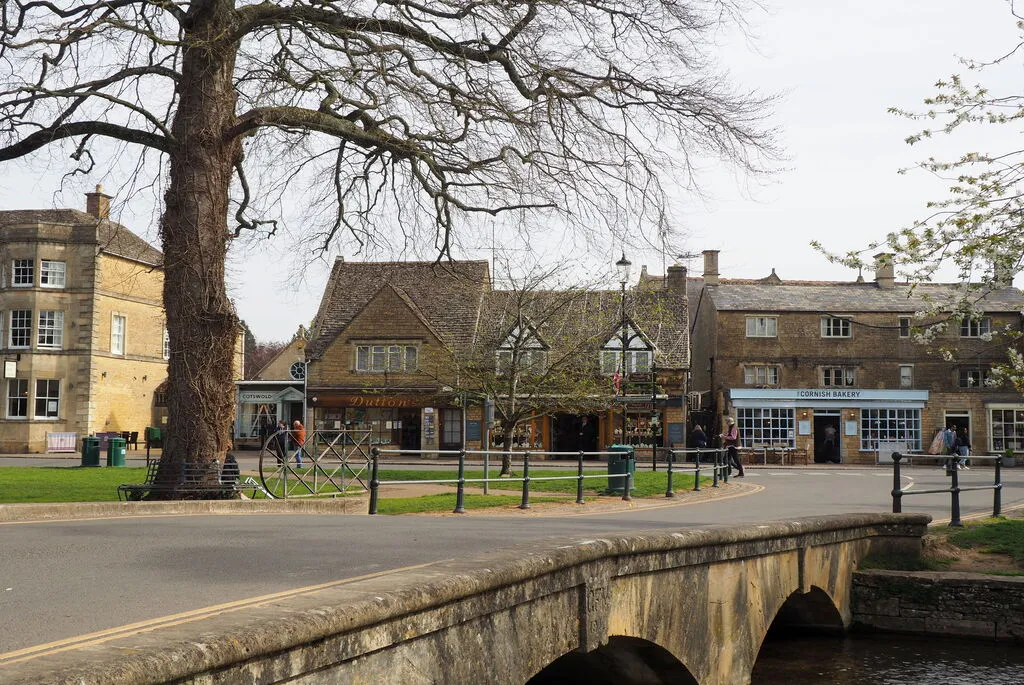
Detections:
[731, 388, 929, 404]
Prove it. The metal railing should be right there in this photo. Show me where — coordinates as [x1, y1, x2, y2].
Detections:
[890, 452, 1003, 527]
[258, 428, 372, 499]
[665, 448, 732, 496]
[367, 447, 732, 514]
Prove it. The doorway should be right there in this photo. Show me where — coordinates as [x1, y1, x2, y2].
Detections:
[813, 412, 841, 464]
[551, 414, 600, 455]
[945, 412, 971, 455]
[398, 409, 421, 451]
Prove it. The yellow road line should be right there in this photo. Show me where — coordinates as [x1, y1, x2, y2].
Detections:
[0, 560, 444, 666]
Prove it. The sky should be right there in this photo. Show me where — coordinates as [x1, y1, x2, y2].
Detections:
[0, 0, 1021, 341]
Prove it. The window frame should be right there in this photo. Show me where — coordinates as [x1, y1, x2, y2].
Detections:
[354, 343, 418, 373]
[9, 310, 31, 349]
[958, 368, 991, 388]
[991, 408, 1024, 453]
[745, 316, 777, 338]
[11, 259, 33, 287]
[743, 364, 779, 386]
[821, 365, 856, 387]
[960, 317, 992, 338]
[736, 407, 795, 448]
[820, 316, 852, 338]
[6, 378, 28, 419]
[162, 327, 170, 360]
[36, 310, 64, 350]
[898, 317, 911, 338]
[899, 364, 913, 389]
[33, 378, 60, 419]
[859, 408, 922, 452]
[111, 314, 126, 355]
[39, 260, 66, 289]
[600, 349, 651, 375]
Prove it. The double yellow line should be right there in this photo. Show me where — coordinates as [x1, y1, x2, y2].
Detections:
[0, 560, 443, 667]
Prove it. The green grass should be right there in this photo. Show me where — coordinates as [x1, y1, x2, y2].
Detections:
[948, 517, 1024, 565]
[375, 493, 562, 514]
[0, 466, 148, 503]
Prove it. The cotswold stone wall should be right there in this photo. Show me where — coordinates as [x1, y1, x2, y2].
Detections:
[853, 570, 1024, 640]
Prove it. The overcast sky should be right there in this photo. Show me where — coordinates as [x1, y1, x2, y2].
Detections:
[1, 1, 1020, 341]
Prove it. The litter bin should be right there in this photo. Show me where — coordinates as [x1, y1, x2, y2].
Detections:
[606, 444, 636, 494]
[145, 426, 162, 448]
[81, 436, 101, 467]
[107, 437, 127, 467]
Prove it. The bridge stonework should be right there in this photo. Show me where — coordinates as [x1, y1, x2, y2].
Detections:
[10, 514, 928, 685]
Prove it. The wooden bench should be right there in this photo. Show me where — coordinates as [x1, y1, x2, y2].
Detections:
[118, 460, 242, 501]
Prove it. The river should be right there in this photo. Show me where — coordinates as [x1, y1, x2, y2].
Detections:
[752, 633, 1024, 684]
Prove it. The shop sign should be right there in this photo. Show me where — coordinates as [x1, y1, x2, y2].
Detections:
[239, 391, 278, 402]
[732, 388, 928, 402]
[334, 395, 421, 408]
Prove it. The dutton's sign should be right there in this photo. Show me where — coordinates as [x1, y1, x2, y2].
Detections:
[334, 395, 421, 408]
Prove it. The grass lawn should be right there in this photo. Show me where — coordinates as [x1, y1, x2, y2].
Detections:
[948, 517, 1024, 565]
[0, 466, 148, 503]
[376, 493, 562, 515]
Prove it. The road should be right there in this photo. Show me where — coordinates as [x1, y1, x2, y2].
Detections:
[1, 464, 1022, 661]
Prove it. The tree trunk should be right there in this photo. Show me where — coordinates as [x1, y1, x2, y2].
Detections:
[500, 420, 518, 476]
[154, 0, 241, 494]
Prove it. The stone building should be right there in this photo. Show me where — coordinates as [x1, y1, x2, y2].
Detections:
[0, 187, 167, 452]
[304, 259, 690, 457]
[233, 325, 308, 449]
[687, 250, 1024, 464]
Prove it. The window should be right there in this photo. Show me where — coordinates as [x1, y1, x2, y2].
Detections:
[821, 366, 856, 387]
[601, 350, 651, 374]
[860, 408, 922, 451]
[39, 260, 66, 288]
[959, 368, 991, 388]
[745, 316, 777, 338]
[898, 317, 911, 338]
[899, 365, 913, 388]
[991, 408, 1024, 453]
[289, 361, 306, 380]
[34, 379, 60, 419]
[496, 349, 547, 375]
[355, 344, 418, 372]
[6, 378, 27, 419]
[111, 314, 126, 355]
[9, 310, 31, 348]
[821, 316, 852, 338]
[162, 328, 170, 360]
[960, 317, 992, 338]
[37, 311, 63, 349]
[12, 259, 33, 287]
[441, 408, 462, 447]
[736, 408, 795, 448]
[743, 365, 779, 385]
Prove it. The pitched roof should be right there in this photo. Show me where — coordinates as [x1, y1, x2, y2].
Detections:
[307, 259, 491, 358]
[0, 209, 163, 266]
[705, 279, 1024, 313]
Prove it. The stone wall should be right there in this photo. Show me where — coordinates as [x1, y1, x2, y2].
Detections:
[852, 570, 1024, 640]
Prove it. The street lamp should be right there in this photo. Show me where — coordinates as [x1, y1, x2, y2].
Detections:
[616, 252, 631, 442]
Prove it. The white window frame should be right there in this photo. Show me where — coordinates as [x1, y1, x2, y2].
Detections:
[821, 316, 852, 338]
[958, 368, 991, 388]
[496, 349, 547, 375]
[990, 407, 1024, 453]
[736, 407, 795, 448]
[111, 314, 126, 355]
[745, 316, 777, 338]
[860, 408, 922, 452]
[821, 366, 856, 387]
[36, 310, 64, 349]
[899, 364, 913, 388]
[162, 327, 170, 360]
[6, 378, 28, 419]
[601, 349, 651, 375]
[39, 260, 66, 288]
[744, 365, 779, 386]
[9, 310, 31, 349]
[11, 259, 33, 287]
[898, 317, 911, 338]
[355, 344, 418, 372]
[960, 317, 992, 338]
[34, 378, 60, 419]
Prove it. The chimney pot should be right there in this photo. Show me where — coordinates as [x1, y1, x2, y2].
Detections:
[666, 264, 687, 294]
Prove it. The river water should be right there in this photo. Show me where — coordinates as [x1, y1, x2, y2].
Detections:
[752, 633, 1024, 684]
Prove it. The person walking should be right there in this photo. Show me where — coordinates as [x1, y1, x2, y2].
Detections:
[292, 419, 306, 467]
[719, 416, 744, 477]
[955, 426, 971, 470]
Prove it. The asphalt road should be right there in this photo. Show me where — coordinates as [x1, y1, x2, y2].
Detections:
[2, 464, 1022, 659]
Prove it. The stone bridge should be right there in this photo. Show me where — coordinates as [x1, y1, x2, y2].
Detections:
[10, 513, 929, 685]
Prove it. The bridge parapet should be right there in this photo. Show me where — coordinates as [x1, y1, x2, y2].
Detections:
[8, 513, 930, 685]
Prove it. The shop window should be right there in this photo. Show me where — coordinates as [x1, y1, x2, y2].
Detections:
[958, 368, 991, 388]
[821, 366, 855, 387]
[9, 310, 31, 349]
[736, 408, 795, 448]
[991, 408, 1024, 453]
[960, 317, 991, 338]
[441, 408, 462, 448]
[34, 379, 60, 419]
[745, 316, 777, 338]
[821, 316, 852, 338]
[12, 259, 33, 287]
[6, 378, 27, 419]
[355, 344, 418, 372]
[39, 260, 66, 288]
[37, 310, 64, 349]
[743, 365, 779, 386]
[859, 408, 921, 452]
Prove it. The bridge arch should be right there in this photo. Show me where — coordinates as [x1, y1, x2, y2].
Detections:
[528, 636, 698, 685]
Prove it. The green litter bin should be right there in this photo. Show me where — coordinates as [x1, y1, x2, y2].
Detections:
[81, 436, 101, 467]
[107, 437, 127, 467]
[606, 444, 636, 494]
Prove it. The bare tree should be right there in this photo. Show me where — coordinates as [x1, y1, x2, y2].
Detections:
[0, 0, 775, 490]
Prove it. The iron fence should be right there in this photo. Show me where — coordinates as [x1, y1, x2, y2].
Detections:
[890, 452, 1004, 526]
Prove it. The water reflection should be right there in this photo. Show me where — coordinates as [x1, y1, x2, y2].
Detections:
[752, 633, 1024, 684]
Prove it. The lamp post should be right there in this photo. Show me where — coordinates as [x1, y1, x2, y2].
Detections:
[616, 252, 632, 443]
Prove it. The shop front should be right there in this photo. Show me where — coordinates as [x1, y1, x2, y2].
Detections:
[729, 389, 929, 465]
[234, 383, 304, 449]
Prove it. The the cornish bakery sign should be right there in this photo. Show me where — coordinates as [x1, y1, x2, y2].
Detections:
[731, 388, 928, 402]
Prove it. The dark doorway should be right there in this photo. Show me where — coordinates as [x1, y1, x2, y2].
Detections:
[287, 402, 304, 425]
[813, 414, 841, 463]
[398, 409, 420, 451]
[552, 413, 600, 455]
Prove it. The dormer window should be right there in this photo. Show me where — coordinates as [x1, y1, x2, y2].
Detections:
[602, 322, 653, 374]
[495, 323, 548, 375]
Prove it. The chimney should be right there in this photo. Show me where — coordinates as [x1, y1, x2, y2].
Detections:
[873, 252, 895, 290]
[666, 264, 687, 294]
[702, 250, 720, 286]
[992, 258, 1016, 288]
[85, 184, 112, 220]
